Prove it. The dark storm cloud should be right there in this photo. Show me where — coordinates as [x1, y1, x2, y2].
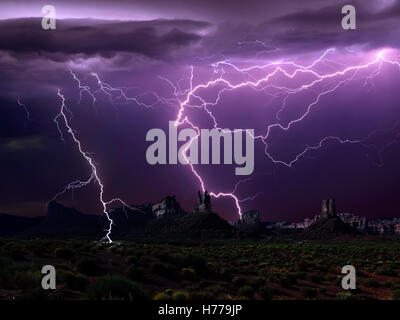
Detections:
[1, 1, 400, 63]
[264, 0, 400, 51]
[0, 18, 209, 60]
[1, 0, 400, 220]
[0, 0, 347, 21]
[198, 0, 400, 59]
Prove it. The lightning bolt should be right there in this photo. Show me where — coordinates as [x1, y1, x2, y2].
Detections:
[52, 47, 400, 240]
[16, 97, 30, 121]
[173, 48, 400, 219]
[53, 89, 142, 242]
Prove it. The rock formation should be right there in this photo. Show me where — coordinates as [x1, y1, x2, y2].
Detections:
[152, 195, 182, 218]
[240, 210, 261, 224]
[321, 198, 336, 218]
[193, 190, 212, 213]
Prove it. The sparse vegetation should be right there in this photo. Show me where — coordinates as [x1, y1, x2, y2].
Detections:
[0, 239, 399, 300]
[301, 287, 317, 299]
[87, 275, 146, 300]
[55, 247, 76, 259]
[391, 289, 400, 300]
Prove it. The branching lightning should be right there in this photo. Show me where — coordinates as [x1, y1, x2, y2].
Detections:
[53, 90, 141, 242]
[170, 49, 400, 219]
[52, 48, 400, 241]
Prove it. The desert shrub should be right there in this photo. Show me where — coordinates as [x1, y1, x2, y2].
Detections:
[306, 273, 323, 284]
[15, 271, 40, 290]
[205, 262, 218, 276]
[286, 272, 298, 284]
[76, 257, 99, 276]
[32, 245, 49, 257]
[0, 256, 17, 289]
[250, 277, 266, 290]
[151, 262, 166, 275]
[293, 271, 306, 280]
[364, 278, 380, 288]
[158, 251, 171, 262]
[183, 254, 207, 270]
[169, 253, 185, 265]
[391, 282, 400, 290]
[62, 271, 89, 291]
[295, 259, 308, 272]
[164, 288, 173, 296]
[114, 247, 125, 255]
[391, 289, 400, 300]
[55, 247, 76, 259]
[190, 291, 214, 300]
[278, 274, 293, 288]
[182, 267, 196, 281]
[87, 275, 146, 300]
[336, 292, 355, 300]
[317, 264, 329, 272]
[0, 241, 16, 252]
[0, 256, 13, 268]
[218, 267, 232, 281]
[151, 262, 176, 279]
[326, 274, 336, 282]
[70, 241, 84, 250]
[334, 276, 343, 286]
[153, 292, 170, 300]
[125, 265, 145, 282]
[124, 248, 135, 256]
[0, 270, 15, 289]
[125, 255, 137, 265]
[18, 288, 49, 300]
[301, 287, 317, 299]
[267, 273, 280, 283]
[259, 286, 273, 300]
[233, 276, 247, 288]
[8, 247, 27, 261]
[239, 285, 254, 299]
[172, 291, 189, 300]
[317, 287, 327, 295]
[77, 244, 92, 253]
[198, 281, 210, 289]
[202, 285, 225, 298]
[364, 266, 374, 273]
[375, 266, 397, 277]
[138, 255, 152, 267]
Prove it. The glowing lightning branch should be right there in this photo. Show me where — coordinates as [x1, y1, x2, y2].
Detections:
[52, 174, 95, 201]
[66, 69, 251, 219]
[172, 49, 400, 219]
[16, 97, 30, 120]
[70, 70, 97, 106]
[53, 48, 400, 239]
[53, 89, 140, 242]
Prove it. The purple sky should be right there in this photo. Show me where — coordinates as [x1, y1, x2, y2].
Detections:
[1, 0, 400, 222]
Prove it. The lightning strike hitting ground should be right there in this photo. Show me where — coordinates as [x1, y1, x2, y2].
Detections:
[53, 90, 141, 242]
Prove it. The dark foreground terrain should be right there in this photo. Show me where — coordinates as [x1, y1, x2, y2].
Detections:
[0, 238, 399, 300]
